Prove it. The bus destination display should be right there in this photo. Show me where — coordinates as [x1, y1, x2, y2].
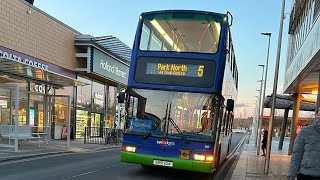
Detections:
[146, 63, 204, 77]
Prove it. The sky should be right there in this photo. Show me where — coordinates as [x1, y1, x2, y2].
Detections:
[34, 0, 292, 118]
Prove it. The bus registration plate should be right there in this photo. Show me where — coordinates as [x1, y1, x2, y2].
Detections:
[153, 160, 173, 167]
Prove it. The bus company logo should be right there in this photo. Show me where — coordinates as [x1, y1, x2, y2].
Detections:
[157, 139, 175, 147]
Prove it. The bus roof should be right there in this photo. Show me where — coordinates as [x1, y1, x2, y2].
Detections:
[140, 10, 227, 18]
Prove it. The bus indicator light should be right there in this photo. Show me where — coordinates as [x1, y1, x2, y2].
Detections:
[205, 156, 214, 161]
[122, 146, 136, 153]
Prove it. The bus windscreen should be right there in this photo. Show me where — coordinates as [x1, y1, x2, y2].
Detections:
[139, 12, 222, 54]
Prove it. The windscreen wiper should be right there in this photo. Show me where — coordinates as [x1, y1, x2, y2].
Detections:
[143, 103, 169, 139]
[143, 101, 189, 144]
[165, 102, 189, 144]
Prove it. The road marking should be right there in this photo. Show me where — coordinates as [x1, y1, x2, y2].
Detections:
[94, 147, 121, 152]
[227, 135, 247, 159]
[214, 135, 247, 179]
[62, 164, 121, 179]
[0, 153, 73, 166]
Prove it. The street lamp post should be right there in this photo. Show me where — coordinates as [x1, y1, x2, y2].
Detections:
[251, 107, 256, 135]
[257, 32, 272, 155]
[265, 0, 285, 174]
[255, 65, 265, 149]
[254, 97, 259, 134]
[254, 87, 262, 147]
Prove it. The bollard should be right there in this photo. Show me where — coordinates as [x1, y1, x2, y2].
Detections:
[84, 127, 87, 144]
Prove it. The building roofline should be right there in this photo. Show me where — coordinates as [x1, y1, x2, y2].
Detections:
[75, 35, 130, 66]
[19, 0, 82, 35]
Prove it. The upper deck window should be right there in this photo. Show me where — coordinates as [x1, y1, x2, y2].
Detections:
[139, 12, 222, 54]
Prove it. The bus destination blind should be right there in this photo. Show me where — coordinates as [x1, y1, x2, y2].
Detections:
[146, 63, 204, 77]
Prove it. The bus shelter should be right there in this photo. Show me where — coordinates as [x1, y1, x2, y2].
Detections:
[262, 94, 316, 154]
[0, 57, 86, 152]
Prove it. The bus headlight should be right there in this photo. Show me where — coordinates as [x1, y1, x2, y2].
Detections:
[194, 154, 205, 161]
[122, 146, 136, 153]
[194, 154, 214, 162]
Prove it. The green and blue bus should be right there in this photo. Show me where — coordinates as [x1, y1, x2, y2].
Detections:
[119, 10, 238, 174]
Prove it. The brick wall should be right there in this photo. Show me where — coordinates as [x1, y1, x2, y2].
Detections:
[0, 0, 80, 71]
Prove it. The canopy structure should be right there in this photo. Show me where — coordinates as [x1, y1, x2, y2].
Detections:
[0, 57, 87, 88]
[263, 94, 316, 111]
[259, 94, 316, 160]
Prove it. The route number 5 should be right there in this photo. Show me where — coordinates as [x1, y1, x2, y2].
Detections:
[198, 65, 204, 77]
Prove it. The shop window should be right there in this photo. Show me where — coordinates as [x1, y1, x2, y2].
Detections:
[76, 109, 88, 138]
[2, 82, 29, 126]
[106, 86, 117, 128]
[92, 81, 105, 112]
[76, 77, 92, 108]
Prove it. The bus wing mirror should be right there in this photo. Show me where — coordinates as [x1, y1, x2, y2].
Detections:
[226, 99, 234, 112]
[227, 11, 233, 26]
[117, 92, 125, 103]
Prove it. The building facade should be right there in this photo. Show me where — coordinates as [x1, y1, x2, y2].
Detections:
[284, 0, 320, 94]
[284, 0, 320, 154]
[0, 0, 130, 142]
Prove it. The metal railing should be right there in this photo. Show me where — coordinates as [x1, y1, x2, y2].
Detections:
[84, 127, 123, 145]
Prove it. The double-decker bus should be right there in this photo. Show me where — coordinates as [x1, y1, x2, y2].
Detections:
[119, 10, 238, 174]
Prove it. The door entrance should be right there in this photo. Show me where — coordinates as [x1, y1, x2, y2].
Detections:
[90, 113, 101, 128]
[90, 112, 102, 137]
[48, 95, 71, 147]
[29, 93, 45, 134]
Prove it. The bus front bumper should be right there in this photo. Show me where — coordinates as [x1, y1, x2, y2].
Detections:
[121, 152, 214, 174]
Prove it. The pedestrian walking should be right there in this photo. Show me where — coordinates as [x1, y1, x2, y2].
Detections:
[261, 129, 268, 156]
[287, 117, 320, 180]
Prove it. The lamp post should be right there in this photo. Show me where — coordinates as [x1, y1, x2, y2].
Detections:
[255, 75, 264, 147]
[253, 101, 258, 137]
[255, 65, 265, 148]
[257, 32, 272, 155]
[265, 0, 285, 174]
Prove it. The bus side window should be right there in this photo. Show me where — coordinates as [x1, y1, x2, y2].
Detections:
[149, 32, 162, 51]
[140, 24, 151, 50]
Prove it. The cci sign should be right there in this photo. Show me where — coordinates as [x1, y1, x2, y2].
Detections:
[91, 48, 129, 85]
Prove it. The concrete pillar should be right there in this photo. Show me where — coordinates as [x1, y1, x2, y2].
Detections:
[278, 108, 289, 150]
[288, 93, 301, 155]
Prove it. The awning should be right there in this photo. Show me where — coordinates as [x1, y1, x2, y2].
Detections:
[264, 94, 316, 111]
[0, 57, 87, 87]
